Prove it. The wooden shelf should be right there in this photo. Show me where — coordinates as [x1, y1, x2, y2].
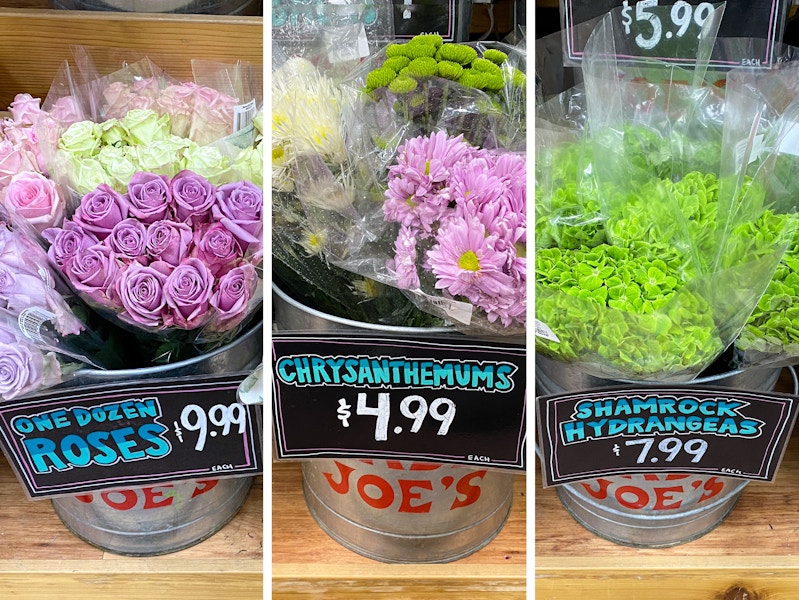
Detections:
[535, 368, 799, 598]
[0, 450, 263, 598]
[271, 460, 527, 599]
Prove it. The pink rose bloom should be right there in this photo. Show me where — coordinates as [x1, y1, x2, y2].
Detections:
[126, 171, 172, 224]
[3, 127, 45, 174]
[191, 222, 242, 276]
[115, 261, 172, 329]
[0, 140, 23, 187]
[104, 218, 148, 263]
[211, 181, 263, 253]
[146, 220, 193, 266]
[171, 169, 216, 223]
[103, 81, 157, 119]
[163, 257, 214, 329]
[49, 96, 84, 124]
[43, 222, 100, 269]
[9, 93, 42, 127]
[3, 172, 65, 233]
[72, 184, 129, 240]
[208, 263, 259, 332]
[0, 337, 63, 400]
[64, 244, 122, 308]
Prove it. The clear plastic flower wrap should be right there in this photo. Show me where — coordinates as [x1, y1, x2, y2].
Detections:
[535, 9, 799, 381]
[271, 46, 446, 328]
[0, 211, 113, 399]
[282, 34, 527, 338]
[33, 50, 263, 217]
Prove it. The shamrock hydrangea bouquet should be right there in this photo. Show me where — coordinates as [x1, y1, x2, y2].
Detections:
[283, 34, 527, 337]
[535, 10, 799, 381]
[42, 169, 262, 354]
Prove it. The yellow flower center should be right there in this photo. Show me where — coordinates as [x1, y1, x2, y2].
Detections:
[458, 250, 480, 271]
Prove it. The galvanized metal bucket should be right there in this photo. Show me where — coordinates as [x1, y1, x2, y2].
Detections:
[302, 458, 514, 563]
[52, 476, 254, 556]
[537, 354, 793, 548]
[273, 284, 515, 563]
[51, 320, 263, 556]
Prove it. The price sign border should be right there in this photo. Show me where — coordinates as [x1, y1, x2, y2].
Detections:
[536, 384, 799, 487]
[271, 333, 527, 471]
[561, 0, 789, 67]
[0, 373, 262, 499]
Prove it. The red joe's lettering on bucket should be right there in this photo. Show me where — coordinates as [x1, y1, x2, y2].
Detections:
[74, 479, 220, 510]
[578, 474, 728, 511]
[323, 460, 486, 513]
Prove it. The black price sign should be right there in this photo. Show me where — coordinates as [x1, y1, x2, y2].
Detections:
[0, 373, 262, 499]
[272, 334, 527, 470]
[393, 0, 457, 41]
[561, 0, 790, 66]
[536, 385, 799, 486]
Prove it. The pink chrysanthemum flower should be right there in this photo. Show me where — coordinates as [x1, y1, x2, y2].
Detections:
[426, 215, 514, 302]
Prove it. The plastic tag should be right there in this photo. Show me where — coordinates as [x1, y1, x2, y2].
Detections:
[18, 307, 56, 343]
[233, 98, 257, 133]
[535, 319, 560, 343]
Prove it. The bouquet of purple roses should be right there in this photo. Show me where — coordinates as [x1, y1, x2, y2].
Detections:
[42, 169, 263, 353]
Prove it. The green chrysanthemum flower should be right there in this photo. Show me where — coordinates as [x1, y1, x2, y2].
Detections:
[509, 68, 527, 89]
[401, 57, 438, 77]
[482, 73, 506, 92]
[437, 60, 464, 80]
[404, 43, 437, 59]
[472, 57, 502, 76]
[436, 43, 478, 65]
[388, 74, 418, 94]
[458, 69, 485, 89]
[483, 48, 508, 65]
[383, 56, 411, 72]
[365, 67, 398, 90]
[385, 43, 406, 58]
[410, 33, 443, 48]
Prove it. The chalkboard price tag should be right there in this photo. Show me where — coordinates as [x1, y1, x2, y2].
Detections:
[0, 373, 262, 499]
[272, 334, 527, 470]
[536, 385, 799, 487]
[561, 0, 791, 66]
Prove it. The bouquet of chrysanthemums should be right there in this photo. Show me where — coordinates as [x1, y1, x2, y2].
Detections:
[288, 34, 527, 337]
[42, 169, 262, 351]
[271, 50, 447, 328]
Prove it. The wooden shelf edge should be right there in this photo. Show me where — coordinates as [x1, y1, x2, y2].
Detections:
[0, 558, 263, 573]
[273, 562, 525, 581]
[0, 6, 262, 23]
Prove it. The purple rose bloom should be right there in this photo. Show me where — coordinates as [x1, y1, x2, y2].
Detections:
[191, 222, 242, 277]
[209, 263, 259, 332]
[211, 181, 262, 252]
[115, 261, 172, 329]
[0, 339, 62, 400]
[163, 257, 214, 329]
[146, 220, 193, 266]
[64, 244, 121, 308]
[171, 169, 216, 224]
[72, 184, 129, 240]
[126, 171, 172, 224]
[42, 222, 100, 270]
[105, 218, 148, 263]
